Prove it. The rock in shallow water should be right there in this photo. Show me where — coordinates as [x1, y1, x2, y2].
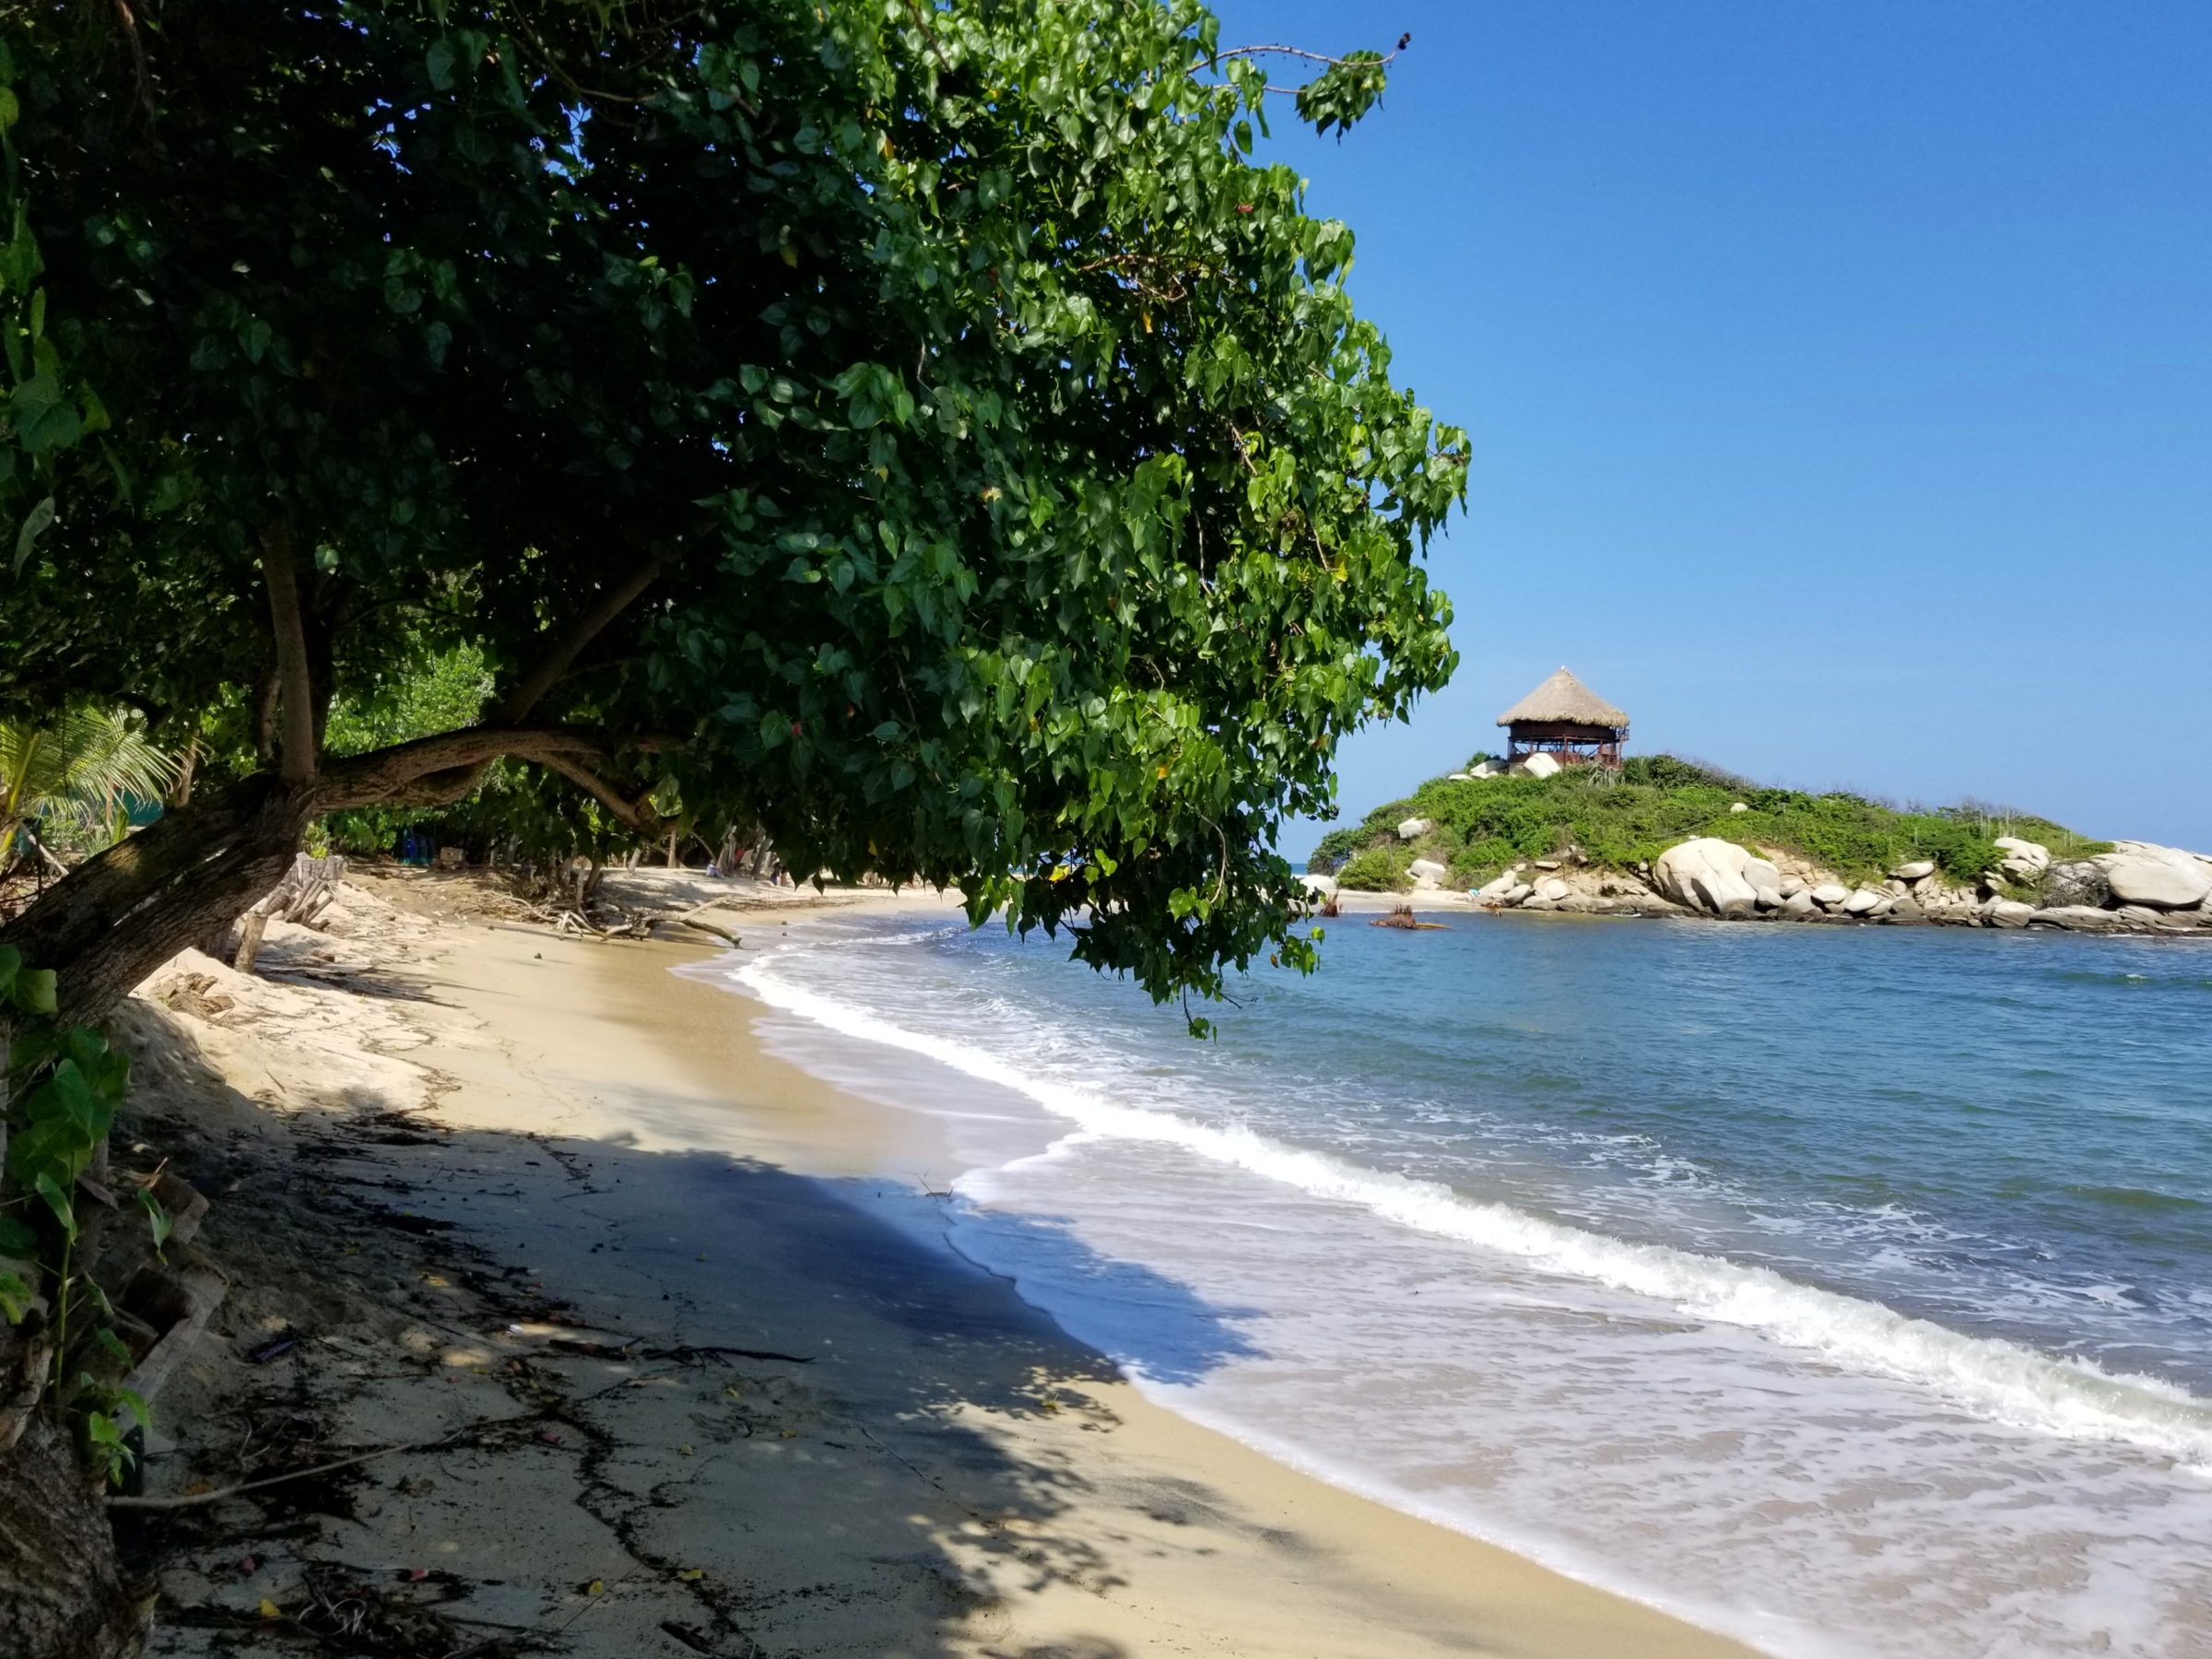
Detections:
[2030, 905, 2125, 931]
[1653, 838, 1765, 916]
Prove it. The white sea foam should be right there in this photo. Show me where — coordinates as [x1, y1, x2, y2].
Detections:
[735, 950, 2212, 1468]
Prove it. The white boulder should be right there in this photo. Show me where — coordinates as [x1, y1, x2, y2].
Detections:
[1810, 883, 1851, 908]
[1891, 859, 1936, 881]
[2101, 845, 2212, 910]
[1729, 802, 1750, 814]
[1651, 838, 1764, 917]
[1841, 888, 1881, 915]
[1515, 752, 1562, 780]
[1535, 877, 1571, 902]
[1988, 899, 2035, 928]
[1300, 874, 1338, 900]
[1781, 889, 1818, 918]
[1993, 837, 2050, 882]
[1407, 857, 1449, 888]
[1473, 871, 1520, 902]
[1396, 817, 1434, 842]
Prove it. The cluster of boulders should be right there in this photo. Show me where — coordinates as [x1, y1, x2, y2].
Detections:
[1447, 754, 1563, 782]
[1446, 834, 2212, 934]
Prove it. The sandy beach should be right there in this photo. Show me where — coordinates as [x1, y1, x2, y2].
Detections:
[114, 869, 1759, 1658]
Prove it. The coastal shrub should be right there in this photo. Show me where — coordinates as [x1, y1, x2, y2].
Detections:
[1308, 827, 1370, 874]
[1335, 845, 1411, 891]
[1446, 841, 1518, 888]
[1620, 754, 1737, 791]
[1934, 834, 2001, 881]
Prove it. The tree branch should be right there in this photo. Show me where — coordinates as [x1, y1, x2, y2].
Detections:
[312, 725, 677, 811]
[1213, 35, 1408, 95]
[494, 552, 671, 725]
[539, 754, 659, 833]
[1214, 38, 1407, 69]
[259, 524, 319, 785]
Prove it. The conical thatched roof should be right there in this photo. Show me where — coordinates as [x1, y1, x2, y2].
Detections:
[1496, 666, 1629, 729]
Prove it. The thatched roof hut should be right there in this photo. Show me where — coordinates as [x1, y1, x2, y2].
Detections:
[1496, 667, 1629, 769]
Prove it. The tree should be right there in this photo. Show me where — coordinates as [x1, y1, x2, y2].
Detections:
[0, 0, 1465, 1027]
[0, 709, 177, 874]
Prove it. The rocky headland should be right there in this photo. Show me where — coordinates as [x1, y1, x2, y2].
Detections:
[1305, 758, 2212, 936]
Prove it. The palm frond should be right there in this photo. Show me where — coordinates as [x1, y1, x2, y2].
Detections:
[0, 709, 180, 839]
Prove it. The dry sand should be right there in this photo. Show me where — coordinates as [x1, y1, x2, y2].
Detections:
[114, 868, 1760, 1658]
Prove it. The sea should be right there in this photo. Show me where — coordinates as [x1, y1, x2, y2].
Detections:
[701, 907, 2212, 1658]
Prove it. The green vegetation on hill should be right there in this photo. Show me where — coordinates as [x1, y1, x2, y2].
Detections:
[1312, 756, 2111, 892]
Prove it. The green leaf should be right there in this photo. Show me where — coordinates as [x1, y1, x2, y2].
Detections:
[6, 1118, 76, 1190]
[33, 1172, 76, 1241]
[9, 375, 83, 455]
[0, 942, 17, 996]
[112, 1386, 153, 1433]
[12, 967, 55, 1016]
[426, 40, 457, 91]
[0, 1272, 31, 1325]
[138, 1188, 173, 1254]
[0, 1214, 37, 1256]
[9, 1022, 61, 1077]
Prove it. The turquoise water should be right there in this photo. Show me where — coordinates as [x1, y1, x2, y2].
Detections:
[718, 912, 2212, 1657]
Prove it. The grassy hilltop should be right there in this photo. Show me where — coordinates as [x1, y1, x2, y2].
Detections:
[1311, 755, 2110, 893]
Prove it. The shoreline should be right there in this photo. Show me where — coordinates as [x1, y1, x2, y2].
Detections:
[122, 871, 1761, 1658]
[1323, 882, 2212, 937]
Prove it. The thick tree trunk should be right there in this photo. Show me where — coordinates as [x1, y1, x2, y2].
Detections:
[0, 775, 314, 1026]
[0, 1418, 149, 1659]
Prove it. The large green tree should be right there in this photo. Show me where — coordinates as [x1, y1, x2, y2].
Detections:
[0, 0, 1464, 1024]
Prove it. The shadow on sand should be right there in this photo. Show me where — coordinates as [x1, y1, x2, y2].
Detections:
[114, 1025, 1439, 1659]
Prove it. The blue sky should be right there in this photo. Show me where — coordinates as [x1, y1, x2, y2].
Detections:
[1208, 2, 2212, 855]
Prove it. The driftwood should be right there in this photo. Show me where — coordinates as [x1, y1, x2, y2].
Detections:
[1371, 902, 1447, 931]
[230, 853, 347, 971]
[653, 898, 742, 949]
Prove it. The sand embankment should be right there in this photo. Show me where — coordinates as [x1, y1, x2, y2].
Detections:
[114, 867, 1758, 1658]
